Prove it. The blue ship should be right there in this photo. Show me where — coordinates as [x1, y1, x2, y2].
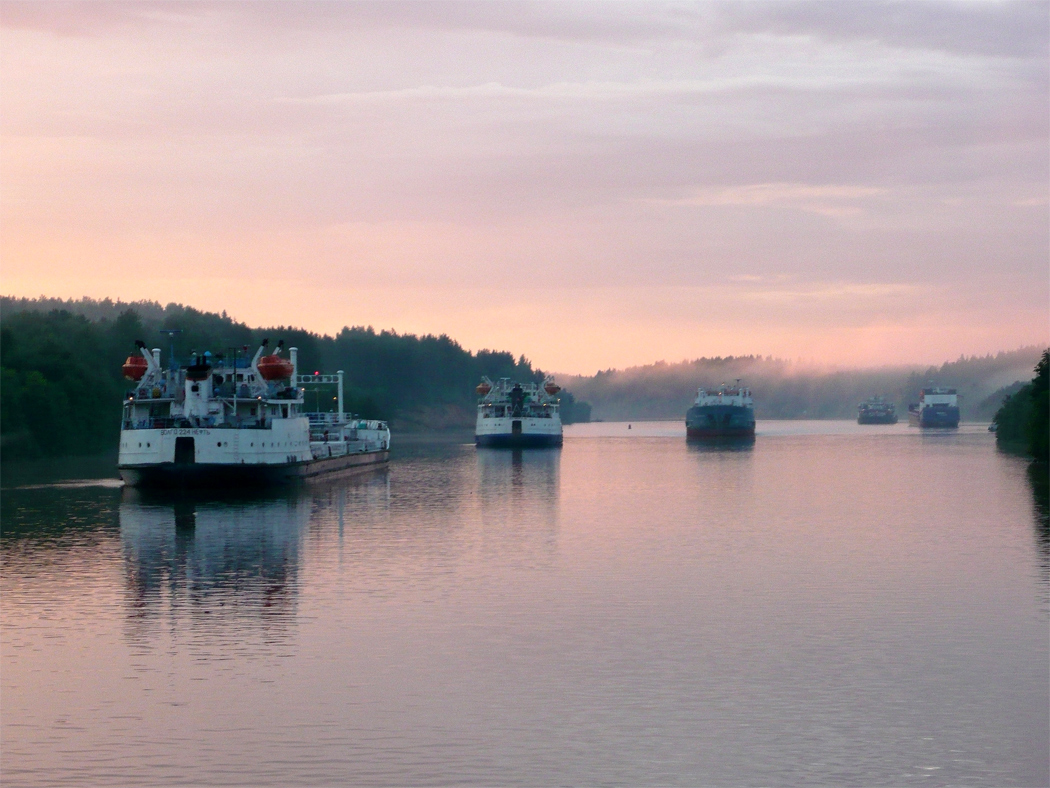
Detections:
[908, 387, 960, 428]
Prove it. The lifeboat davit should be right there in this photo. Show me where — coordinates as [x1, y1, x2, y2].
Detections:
[258, 354, 295, 381]
[544, 382, 561, 396]
[122, 355, 149, 381]
[476, 382, 492, 396]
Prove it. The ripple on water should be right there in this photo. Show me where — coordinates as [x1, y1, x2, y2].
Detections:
[1, 430, 1047, 786]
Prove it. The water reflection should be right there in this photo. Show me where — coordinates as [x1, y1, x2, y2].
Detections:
[4, 434, 1047, 787]
[1029, 462, 1049, 588]
[686, 436, 756, 454]
[306, 468, 392, 540]
[120, 488, 310, 642]
[477, 448, 560, 503]
[476, 448, 560, 561]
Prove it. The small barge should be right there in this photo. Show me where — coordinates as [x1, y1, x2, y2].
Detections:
[857, 397, 899, 425]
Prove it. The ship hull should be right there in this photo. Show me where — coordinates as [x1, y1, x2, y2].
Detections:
[119, 449, 389, 488]
[908, 407, 960, 428]
[857, 414, 898, 425]
[475, 433, 563, 448]
[686, 426, 756, 439]
[475, 413, 562, 449]
[685, 404, 755, 439]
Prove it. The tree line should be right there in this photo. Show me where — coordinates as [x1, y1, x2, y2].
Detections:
[993, 349, 1049, 462]
[562, 348, 1046, 423]
[0, 298, 591, 459]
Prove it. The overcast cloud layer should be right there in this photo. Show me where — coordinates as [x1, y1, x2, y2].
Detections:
[2, 1, 1046, 372]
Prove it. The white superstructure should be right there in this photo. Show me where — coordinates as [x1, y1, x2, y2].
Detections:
[692, 383, 754, 409]
[475, 376, 563, 447]
[685, 380, 756, 438]
[117, 339, 389, 486]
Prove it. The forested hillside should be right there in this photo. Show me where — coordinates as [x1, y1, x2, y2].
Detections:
[0, 298, 590, 459]
[562, 347, 1045, 422]
[2, 296, 1042, 459]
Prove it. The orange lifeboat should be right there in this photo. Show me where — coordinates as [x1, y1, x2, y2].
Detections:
[476, 381, 492, 396]
[544, 382, 561, 396]
[122, 355, 149, 381]
[258, 354, 295, 381]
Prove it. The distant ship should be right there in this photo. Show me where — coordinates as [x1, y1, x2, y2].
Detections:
[118, 338, 390, 487]
[475, 376, 563, 448]
[686, 381, 756, 439]
[908, 387, 960, 428]
[857, 397, 898, 425]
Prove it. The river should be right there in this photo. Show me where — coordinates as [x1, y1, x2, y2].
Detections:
[2, 422, 1047, 786]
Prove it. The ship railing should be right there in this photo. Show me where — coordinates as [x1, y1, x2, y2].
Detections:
[123, 418, 178, 430]
[128, 386, 176, 400]
[478, 406, 556, 419]
[307, 413, 387, 430]
[307, 412, 345, 425]
[308, 438, 386, 459]
[122, 417, 277, 430]
[343, 439, 385, 453]
[122, 417, 188, 430]
[311, 442, 347, 459]
[357, 420, 388, 432]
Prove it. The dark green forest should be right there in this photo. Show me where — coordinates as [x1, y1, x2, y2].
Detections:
[993, 349, 1049, 462]
[0, 298, 591, 459]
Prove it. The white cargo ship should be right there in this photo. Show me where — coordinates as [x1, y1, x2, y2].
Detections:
[117, 339, 389, 487]
[475, 376, 563, 448]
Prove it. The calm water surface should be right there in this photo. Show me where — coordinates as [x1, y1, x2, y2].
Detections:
[2, 422, 1047, 786]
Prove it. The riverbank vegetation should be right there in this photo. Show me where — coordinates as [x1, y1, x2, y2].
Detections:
[0, 298, 591, 459]
[993, 349, 1049, 461]
[2, 297, 1042, 460]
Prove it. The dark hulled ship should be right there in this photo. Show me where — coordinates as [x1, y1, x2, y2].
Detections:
[857, 397, 898, 425]
[685, 381, 756, 439]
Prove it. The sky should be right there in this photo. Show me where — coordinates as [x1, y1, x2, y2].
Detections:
[1, 1, 1047, 374]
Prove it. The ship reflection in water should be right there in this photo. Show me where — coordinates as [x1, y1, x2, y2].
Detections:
[120, 489, 311, 643]
[686, 435, 756, 453]
[3, 429, 1046, 788]
[476, 448, 560, 545]
[476, 447, 560, 499]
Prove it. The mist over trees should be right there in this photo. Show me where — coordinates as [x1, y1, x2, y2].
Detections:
[0, 297, 589, 459]
[563, 347, 1045, 422]
[2, 297, 1041, 460]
